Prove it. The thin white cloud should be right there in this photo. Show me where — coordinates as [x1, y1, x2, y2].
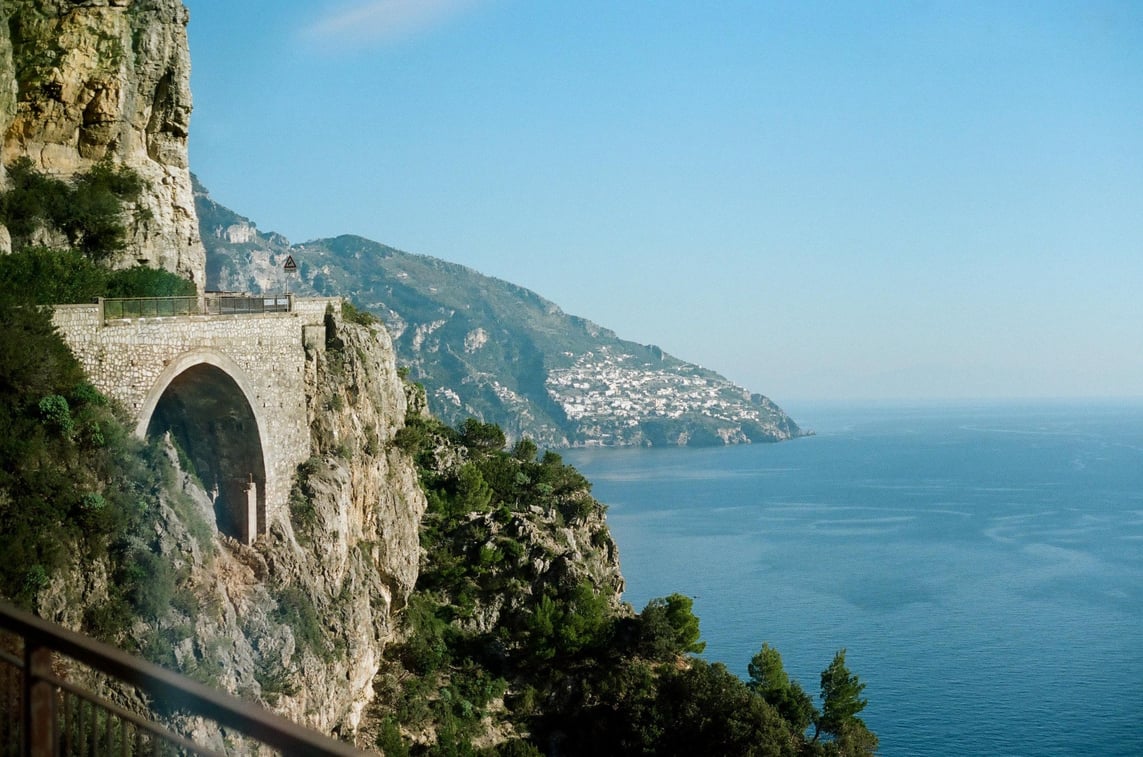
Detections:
[305, 0, 483, 46]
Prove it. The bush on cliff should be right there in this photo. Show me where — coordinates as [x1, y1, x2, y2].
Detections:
[376, 413, 878, 756]
[0, 168, 195, 640]
[0, 157, 147, 259]
[0, 246, 195, 306]
[0, 298, 179, 636]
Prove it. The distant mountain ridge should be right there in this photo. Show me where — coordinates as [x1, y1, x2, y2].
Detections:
[195, 177, 806, 447]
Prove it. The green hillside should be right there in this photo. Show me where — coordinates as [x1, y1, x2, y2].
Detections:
[196, 178, 804, 447]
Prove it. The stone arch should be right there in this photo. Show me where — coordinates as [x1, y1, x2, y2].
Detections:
[138, 349, 268, 544]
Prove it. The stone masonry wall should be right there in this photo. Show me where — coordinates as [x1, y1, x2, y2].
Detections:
[52, 297, 341, 536]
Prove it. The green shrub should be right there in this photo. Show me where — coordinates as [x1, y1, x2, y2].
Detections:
[397, 594, 452, 675]
[0, 158, 69, 244]
[393, 418, 432, 454]
[0, 247, 107, 305]
[272, 585, 329, 661]
[288, 457, 321, 540]
[0, 157, 147, 260]
[105, 265, 196, 298]
[375, 717, 409, 756]
[255, 657, 298, 706]
[169, 490, 214, 556]
[511, 438, 538, 462]
[638, 593, 705, 659]
[80, 492, 107, 512]
[323, 304, 345, 352]
[38, 394, 73, 435]
[341, 299, 379, 326]
[123, 545, 176, 622]
[0, 247, 195, 306]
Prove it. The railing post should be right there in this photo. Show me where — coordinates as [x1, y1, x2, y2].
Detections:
[23, 643, 55, 757]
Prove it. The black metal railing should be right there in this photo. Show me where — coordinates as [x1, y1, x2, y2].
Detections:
[0, 601, 369, 756]
[102, 296, 199, 319]
[101, 294, 292, 321]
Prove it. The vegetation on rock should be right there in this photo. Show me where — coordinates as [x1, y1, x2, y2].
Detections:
[0, 245, 195, 305]
[0, 271, 196, 642]
[0, 166, 196, 629]
[372, 405, 876, 756]
[1, 157, 149, 259]
[2, 0, 205, 282]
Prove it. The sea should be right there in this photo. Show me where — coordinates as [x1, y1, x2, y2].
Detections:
[563, 401, 1143, 757]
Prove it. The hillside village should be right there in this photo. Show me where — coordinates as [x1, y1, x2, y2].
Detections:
[547, 346, 797, 445]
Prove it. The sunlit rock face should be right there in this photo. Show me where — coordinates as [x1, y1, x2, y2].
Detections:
[190, 315, 427, 736]
[0, 0, 205, 285]
[37, 314, 427, 744]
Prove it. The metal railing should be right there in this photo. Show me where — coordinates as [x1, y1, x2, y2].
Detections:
[101, 294, 292, 321]
[0, 601, 370, 756]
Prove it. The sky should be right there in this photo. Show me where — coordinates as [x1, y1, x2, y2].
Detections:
[183, 0, 1143, 403]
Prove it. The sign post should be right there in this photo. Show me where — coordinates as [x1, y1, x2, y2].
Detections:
[283, 254, 297, 296]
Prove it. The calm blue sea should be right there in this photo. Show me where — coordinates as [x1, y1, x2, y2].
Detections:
[564, 402, 1143, 757]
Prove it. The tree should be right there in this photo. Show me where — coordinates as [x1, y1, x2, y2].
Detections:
[648, 659, 796, 757]
[748, 644, 791, 697]
[638, 593, 705, 658]
[814, 649, 876, 755]
[748, 643, 816, 734]
[826, 720, 879, 757]
[458, 418, 505, 454]
[454, 463, 494, 515]
[511, 437, 538, 462]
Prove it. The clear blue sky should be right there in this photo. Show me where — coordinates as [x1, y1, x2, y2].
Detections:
[183, 0, 1143, 402]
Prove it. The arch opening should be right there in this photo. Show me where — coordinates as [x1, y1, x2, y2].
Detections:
[145, 363, 267, 544]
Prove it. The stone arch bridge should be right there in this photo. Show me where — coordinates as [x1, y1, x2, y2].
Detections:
[52, 295, 338, 545]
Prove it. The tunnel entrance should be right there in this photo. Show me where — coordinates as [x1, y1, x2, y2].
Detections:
[145, 363, 267, 544]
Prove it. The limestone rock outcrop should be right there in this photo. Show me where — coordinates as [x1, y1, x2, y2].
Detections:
[39, 311, 427, 747]
[0, 0, 204, 284]
[246, 312, 426, 736]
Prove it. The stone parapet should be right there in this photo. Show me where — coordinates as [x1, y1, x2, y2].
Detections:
[292, 296, 342, 320]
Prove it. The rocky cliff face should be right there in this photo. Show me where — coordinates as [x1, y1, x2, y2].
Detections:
[0, 0, 204, 284]
[38, 311, 426, 747]
[248, 312, 426, 736]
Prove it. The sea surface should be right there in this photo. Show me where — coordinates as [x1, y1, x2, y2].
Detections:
[564, 402, 1143, 757]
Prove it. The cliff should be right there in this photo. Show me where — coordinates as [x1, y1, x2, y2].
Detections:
[367, 411, 630, 750]
[0, 0, 204, 284]
[36, 310, 426, 746]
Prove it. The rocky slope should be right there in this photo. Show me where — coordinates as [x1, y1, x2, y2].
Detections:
[196, 181, 806, 449]
[366, 410, 630, 751]
[36, 310, 426, 748]
[0, 0, 204, 284]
